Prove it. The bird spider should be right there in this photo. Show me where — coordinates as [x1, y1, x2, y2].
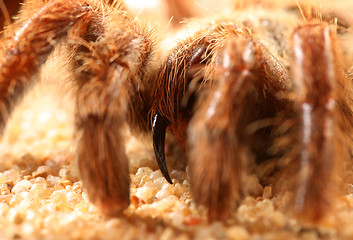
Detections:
[1, 0, 353, 224]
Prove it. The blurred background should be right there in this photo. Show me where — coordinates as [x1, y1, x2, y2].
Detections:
[1, 0, 352, 32]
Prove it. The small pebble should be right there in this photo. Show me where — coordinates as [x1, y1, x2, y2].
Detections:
[156, 189, 171, 199]
[12, 180, 32, 194]
[32, 166, 54, 178]
[136, 186, 156, 203]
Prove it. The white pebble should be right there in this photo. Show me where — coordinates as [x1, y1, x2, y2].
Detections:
[12, 180, 32, 194]
[21, 222, 35, 235]
[136, 186, 156, 203]
[136, 167, 153, 176]
[155, 189, 171, 200]
[4, 169, 20, 183]
[150, 170, 163, 181]
[161, 183, 174, 193]
[46, 175, 60, 186]
[152, 198, 174, 212]
[154, 177, 168, 189]
[173, 183, 186, 197]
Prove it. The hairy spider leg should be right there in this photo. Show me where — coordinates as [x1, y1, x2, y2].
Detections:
[72, 16, 153, 215]
[188, 37, 292, 220]
[0, 0, 154, 216]
[291, 22, 353, 223]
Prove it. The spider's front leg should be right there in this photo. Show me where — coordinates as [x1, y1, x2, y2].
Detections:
[187, 39, 261, 220]
[0, 0, 154, 216]
[291, 22, 353, 222]
[72, 20, 154, 215]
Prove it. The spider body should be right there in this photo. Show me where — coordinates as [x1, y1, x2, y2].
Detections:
[0, 0, 353, 224]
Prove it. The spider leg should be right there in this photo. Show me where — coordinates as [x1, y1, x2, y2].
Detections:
[291, 22, 353, 222]
[188, 37, 290, 221]
[188, 39, 254, 220]
[72, 19, 153, 215]
[0, 0, 89, 133]
[0, 0, 154, 216]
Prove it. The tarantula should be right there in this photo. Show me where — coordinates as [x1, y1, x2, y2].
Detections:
[1, 0, 353, 223]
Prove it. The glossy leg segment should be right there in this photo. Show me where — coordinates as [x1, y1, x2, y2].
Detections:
[188, 38, 289, 220]
[291, 22, 353, 222]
